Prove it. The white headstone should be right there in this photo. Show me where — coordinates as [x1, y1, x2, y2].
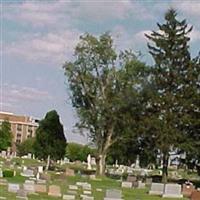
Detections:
[162, 184, 183, 198]
[149, 183, 164, 195]
[87, 154, 92, 170]
[8, 183, 20, 193]
[38, 166, 43, 173]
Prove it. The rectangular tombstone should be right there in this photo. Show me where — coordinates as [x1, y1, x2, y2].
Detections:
[63, 194, 75, 200]
[69, 185, 78, 190]
[162, 184, 183, 198]
[127, 175, 137, 182]
[65, 168, 75, 176]
[82, 184, 91, 190]
[138, 181, 145, 189]
[83, 190, 92, 195]
[0, 179, 8, 186]
[106, 189, 122, 198]
[35, 184, 47, 193]
[149, 183, 164, 195]
[121, 181, 132, 188]
[81, 195, 94, 200]
[16, 189, 28, 200]
[48, 185, 62, 197]
[8, 183, 20, 193]
[23, 182, 35, 193]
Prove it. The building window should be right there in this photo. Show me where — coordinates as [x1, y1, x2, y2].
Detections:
[16, 139, 21, 144]
[17, 133, 21, 138]
[17, 124, 22, 131]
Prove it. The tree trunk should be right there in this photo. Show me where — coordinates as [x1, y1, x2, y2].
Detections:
[96, 154, 106, 176]
[162, 152, 169, 183]
[45, 155, 50, 171]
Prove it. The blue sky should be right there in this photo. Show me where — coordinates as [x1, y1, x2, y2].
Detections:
[1, 0, 200, 144]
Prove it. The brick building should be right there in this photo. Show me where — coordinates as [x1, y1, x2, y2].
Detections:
[0, 111, 39, 152]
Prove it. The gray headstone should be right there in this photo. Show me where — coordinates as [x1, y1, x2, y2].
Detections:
[8, 183, 20, 193]
[149, 183, 164, 195]
[106, 189, 122, 198]
[69, 185, 78, 190]
[16, 189, 28, 200]
[162, 184, 183, 198]
[122, 181, 132, 188]
[63, 194, 75, 200]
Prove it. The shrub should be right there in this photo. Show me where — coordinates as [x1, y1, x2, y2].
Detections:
[3, 169, 14, 177]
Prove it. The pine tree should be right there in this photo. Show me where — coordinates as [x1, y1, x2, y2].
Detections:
[145, 8, 198, 183]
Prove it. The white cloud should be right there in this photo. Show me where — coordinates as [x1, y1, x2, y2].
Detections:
[5, 29, 80, 64]
[175, 2, 200, 18]
[3, 84, 52, 103]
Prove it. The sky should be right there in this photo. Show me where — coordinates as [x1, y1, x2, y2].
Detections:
[1, 0, 200, 144]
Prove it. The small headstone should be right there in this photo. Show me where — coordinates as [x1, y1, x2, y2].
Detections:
[69, 185, 78, 190]
[65, 168, 75, 176]
[0, 169, 3, 178]
[162, 184, 183, 198]
[21, 169, 34, 177]
[0, 179, 8, 186]
[23, 181, 35, 194]
[48, 185, 62, 197]
[145, 178, 152, 187]
[105, 189, 122, 199]
[138, 180, 145, 189]
[16, 189, 28, 200]
[149, 183, 164, 195]
[68, 190, 77, 195]
[191, 190, 200, 200]
[38, 166, 43, 173]
[96, 188, 103, 192]
[82, 183, 91, 190]
[8, 183, 20, 193]
[35, 184, 47, 193]
[121, 181, 132, 188]
[81, 195, 94, 200]
[87, 154, 92, 170]
[63, 194, 75, 200]
[83, 190, 92, 195]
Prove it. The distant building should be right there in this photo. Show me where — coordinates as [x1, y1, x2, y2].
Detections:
[0, 111, 39, 152]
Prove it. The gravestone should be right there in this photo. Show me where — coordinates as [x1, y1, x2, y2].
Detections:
[8, 183, 20, 193]
[38, 166, 43, 173]
[69, 185, 78, 190]
[68, 190, 77, 195]
[145, 178, 152, 187]
[21, 169, 34, 177]
[65, 168, 75, 176]
[191, 190, 200, 200]
[23, 180, 35, 193]
[162, 184, 183, 198]
[149, 183, 164, 195]
[138, 181, 145, 189]
[48, 185, 62, 197]
[83, 190, 92, 195]
[16, 189, 28, 200]
[105, 189, 122, 200]
[182, 184, 195, 197]
[82, 183, 92, 190]
[63, 194, 75, 200]
[82, 196, 94, 200]
[121, 181, 132, 188]
[87, 154, 92, 170]
[0, 179, 7, 186]
[35, 184, 47, 193]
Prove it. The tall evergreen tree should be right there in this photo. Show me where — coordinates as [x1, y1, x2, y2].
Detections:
[34, 110, 66, 169]
[145, 8, 199, 183]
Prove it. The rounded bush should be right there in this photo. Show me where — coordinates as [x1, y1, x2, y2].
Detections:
[3, 169, 14, 177]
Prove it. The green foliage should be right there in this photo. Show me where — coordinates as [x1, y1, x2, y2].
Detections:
[145, 8, 200, 182]
[3, 169, 14, 177]
[34, 110, 66, 161]
[64, 32, 149, 175]
[66, 142, 96, 162]
[0, 121, 12, 151]
[17, 138, 35, 157]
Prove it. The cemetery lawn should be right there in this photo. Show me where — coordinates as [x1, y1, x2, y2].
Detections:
[0, 175, 188, 200]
